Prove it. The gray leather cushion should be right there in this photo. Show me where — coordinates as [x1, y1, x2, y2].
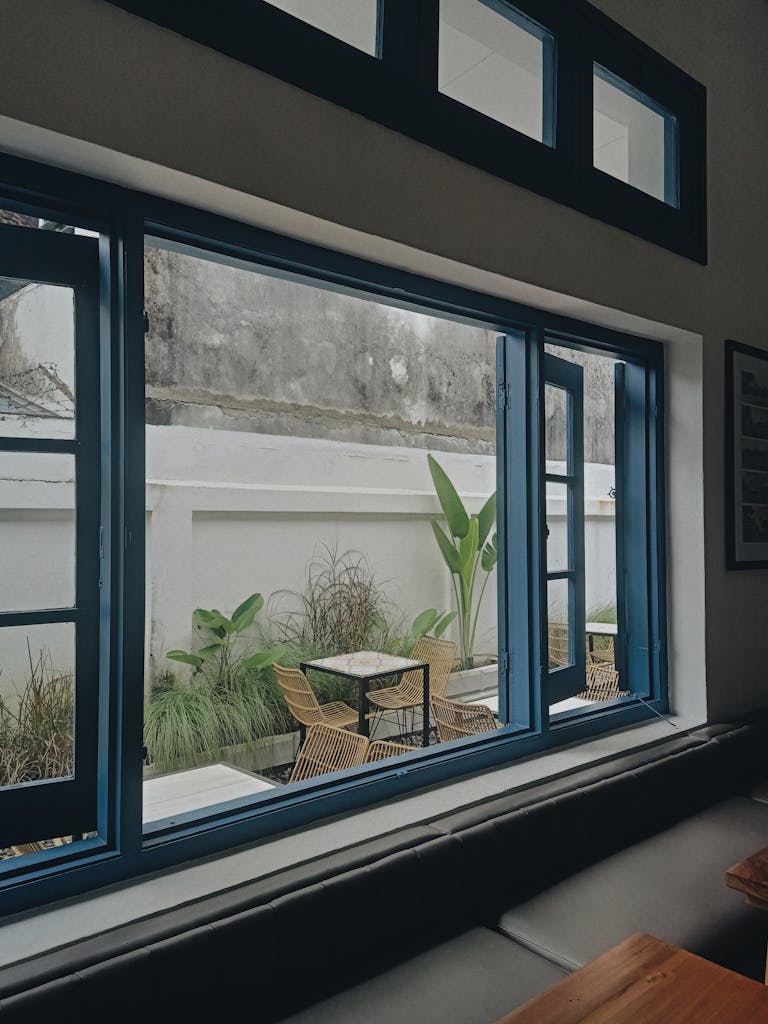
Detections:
[277, 927, 567, 1024]
[497, 796, 768, 981]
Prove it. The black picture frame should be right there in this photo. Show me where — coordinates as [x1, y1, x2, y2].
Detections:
[725, 339, 768, 569]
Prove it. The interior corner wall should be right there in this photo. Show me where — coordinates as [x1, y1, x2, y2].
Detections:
[0, 0, 767, 721]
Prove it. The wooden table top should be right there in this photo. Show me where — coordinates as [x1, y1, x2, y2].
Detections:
[726, 845, 768, 908]
[495, 933, 768, 1023]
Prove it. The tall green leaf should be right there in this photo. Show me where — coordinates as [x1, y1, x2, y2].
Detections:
[481, 540, 498, 572]
[431, 521, 463, 575]
[166, 651, 203, 668]
[231, 592, 264, 633]
[411, 608, 439, 638]
[434, 610, 458, 637]
[460, 518, 479, 589]
[427, 454, 469, 538]
[477, 492, 497, 547]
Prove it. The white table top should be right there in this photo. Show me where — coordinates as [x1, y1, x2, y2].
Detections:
[305, 650, 425, 678]
[143, 762, 275, 826]
[585, 621, 618, 635]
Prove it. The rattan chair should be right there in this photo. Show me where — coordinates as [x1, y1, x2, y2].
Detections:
[548, 621, 570, 668]
[588, 636, 615, 664]
[273, 663, 358, 744]
[575, 662, 628, 701]
[9, 837, 68, 857]
[365, 739, 417, 763]
[430, 694, 497, 743]
[289, 723, 370, 783]
[365, 636, 456, 735]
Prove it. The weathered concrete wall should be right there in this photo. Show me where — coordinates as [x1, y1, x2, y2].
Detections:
[145, 247, 618, 463]
[145, 246, 498, 455]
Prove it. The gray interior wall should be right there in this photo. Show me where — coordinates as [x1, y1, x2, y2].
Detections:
[0, 0, 765, 720]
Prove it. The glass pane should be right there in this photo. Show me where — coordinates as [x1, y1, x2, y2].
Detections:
[545, 383, 567, 468]
[547, 578, 570, 669]
[546, 481, 568, 572]
[262, 0, 380, 56]
[546, 342, 628, 718]
[439, 0, 552, 143]
[0, 453, 75, 612]
[593, 65, 678, 206]
[0, 279, 75, 439]
[143, 237, 502, 826]
[0, 623, 75, 788]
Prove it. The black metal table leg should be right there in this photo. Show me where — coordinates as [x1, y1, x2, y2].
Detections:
[359, 678, 369, 737]
[422, 664, 430, 747]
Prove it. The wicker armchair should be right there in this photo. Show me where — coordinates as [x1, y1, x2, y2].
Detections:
[289, 723, 370, 783]
[365, 739, 417, 763]
[548, 621, 570, 668]
[588, 637, 615, 664]
[273, 663, 358, 744]
[365, 636, 456, 734]
[575, 662, 628, 701]
[430, 694, 497, 743]
[9, 837, 68, 857]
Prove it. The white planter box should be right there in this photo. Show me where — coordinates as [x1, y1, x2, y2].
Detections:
[446, 661, 499, 702]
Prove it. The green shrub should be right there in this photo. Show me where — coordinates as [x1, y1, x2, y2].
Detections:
[0, 646, 74, 788]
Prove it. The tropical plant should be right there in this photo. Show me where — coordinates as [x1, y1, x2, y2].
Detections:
[264, 544, 455, 704]
[266, 543, 454, 659]
[427, 453, 497, 670]
[166, 593, 279, 686]
[145, 593, 287, 771]
[0, 644, 74, 788]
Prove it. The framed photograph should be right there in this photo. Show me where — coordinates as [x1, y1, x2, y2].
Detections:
[726, 339, 768, 568]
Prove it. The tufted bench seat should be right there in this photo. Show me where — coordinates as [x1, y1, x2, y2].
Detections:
[0, 715, 767, 1022]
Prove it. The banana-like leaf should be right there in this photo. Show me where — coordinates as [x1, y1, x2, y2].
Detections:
[434, 610, 458, 637]
[459, 517, 479, 576]
[427, 454, 469, 538]
[231, 592, 264, 633]
[431, 521, 463, 575]
[210, 610, 236, 635]
[166, 650, 203, 668]
[197, 643, 225, 658]
[242, 649, 280, 671]
[192, 608, 216, 624]
[411, 608, 439, 638]
[478, 492, 497, 548]
[481, 540, 498, 572]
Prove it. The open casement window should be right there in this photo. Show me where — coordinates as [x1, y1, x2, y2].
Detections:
[0, 223, 101, 850]
[543, 351, 586, 703]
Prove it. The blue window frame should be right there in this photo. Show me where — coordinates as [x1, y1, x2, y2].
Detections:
[543, 352, 586, 704]
[0, 153, 667, 915]
[107, 0, 706, 261]
[0, 222, 102, 854]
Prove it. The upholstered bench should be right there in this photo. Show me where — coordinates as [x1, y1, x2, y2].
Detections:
[495, 796, 768, 981]
[1, 716, 766, 1022]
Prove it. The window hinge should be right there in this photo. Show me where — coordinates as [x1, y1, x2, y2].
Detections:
[141, 745, 149, 764]
[143, 310, 150, 334]
[499, 650, 509, 673]
[99, 525, 104, 559]
[496, 381, 511, 411]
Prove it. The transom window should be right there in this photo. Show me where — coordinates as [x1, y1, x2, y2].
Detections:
[107, 0, 706, 261]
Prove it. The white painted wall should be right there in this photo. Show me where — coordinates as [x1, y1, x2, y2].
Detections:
[0, 421, 617, 697]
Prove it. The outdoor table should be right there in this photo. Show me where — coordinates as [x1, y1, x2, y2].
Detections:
[495, 932, 768, 1023]
[301, 651, 430, 746]
[585, 620, 617, 656]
